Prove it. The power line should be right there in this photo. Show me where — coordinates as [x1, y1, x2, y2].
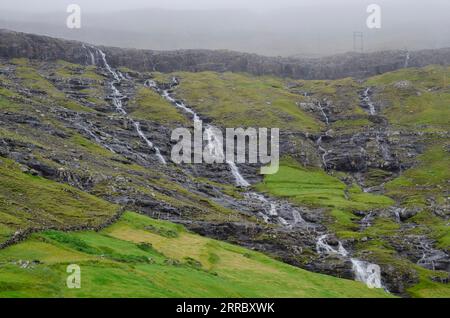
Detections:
[353, 32, 364, 53]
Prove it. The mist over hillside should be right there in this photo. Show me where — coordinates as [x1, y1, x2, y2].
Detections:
[0, 0, 449, 57]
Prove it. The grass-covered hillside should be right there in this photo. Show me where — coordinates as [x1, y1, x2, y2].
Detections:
[0, 157, 118, 244]
[0, 55, 448, 298]
[0, 211, 391, 298]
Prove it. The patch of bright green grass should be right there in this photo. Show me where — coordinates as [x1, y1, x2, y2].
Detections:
[256, 158, 394, 210]
[69, 133, 114, 158]
[331, 118, 373, 132]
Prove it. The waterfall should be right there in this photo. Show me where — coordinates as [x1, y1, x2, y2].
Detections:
[316, 235, 336, 254]
[150, 78, 250, 187]
[316, 234, 348, 256]
[317, 101, 329, 125]
[416, 237, 449, 271]
[89, 46, 166, 164]
[133, 122, 166, 164]
[361, 212, 374, 228]
[316, 234, 385, 289]
[292, 211, 305, 225]
[316, 136, 329, 169]
[391, 207, 404, 223]
[404, 51, 410, 68]
[362, 88, 376, 115]
[244, 192, 301, 226]
[228, 161, 251, 187]
[350, 259, 383, 289]
[159, 89, 200, 122]
[82, 45, 96, 66]
[269, 203, 278, 216]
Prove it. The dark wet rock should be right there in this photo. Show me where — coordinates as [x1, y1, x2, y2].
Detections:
[26, 160, 58, 178]
[307, 256, 354, 280]
[382, 263, 419, 294]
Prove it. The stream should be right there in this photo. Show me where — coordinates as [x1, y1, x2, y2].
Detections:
[146, 78, 249, 186]
[84, 46, 166, 164]
[316, 234, 384, 289]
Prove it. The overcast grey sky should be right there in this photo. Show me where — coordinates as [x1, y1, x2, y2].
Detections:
[5, 0, 299, 12]
[1, 0, 442, 12]
[0, 0, 449, 56]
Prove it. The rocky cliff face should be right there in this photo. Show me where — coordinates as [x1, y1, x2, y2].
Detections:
[1, 29, 450, 80]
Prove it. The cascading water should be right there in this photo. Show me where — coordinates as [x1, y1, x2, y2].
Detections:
[316, 234, 385, 289]
[351, 259, 383, 289]
[149, 78, 249, 187]
[228, 161, 251, 187]
[361, 87, 394, 165]
[82, 44, 96, 66]
[362, 88, 376, 115]
[133, 122, 166, 164]
[316, 135, 329, 169]
[317, 101, 329, 125]
[391, 207, 404, 223]
[361, 212, 374, 229]
[416, 237, 449, 271]
[316, 234, 348, 257]
[291, 211, 305, 225]
[86, 46, 166, 164]
[404, 51, 410, 68]
[316, 234, 343, 255]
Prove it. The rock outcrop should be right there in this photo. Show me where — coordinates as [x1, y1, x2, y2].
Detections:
[1, 29, 450, 80]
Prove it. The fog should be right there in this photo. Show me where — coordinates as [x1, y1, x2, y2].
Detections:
[0, 0, 449, 57]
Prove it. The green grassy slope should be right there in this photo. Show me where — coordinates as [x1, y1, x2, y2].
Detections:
[366, 65, 450, 131]
[128, 86, 190, 126]
[0, 212, 391, 298]
[165, 71, 323, 132]
[0, 157, 117, 244]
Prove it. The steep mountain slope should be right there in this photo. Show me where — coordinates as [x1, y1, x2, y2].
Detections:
[0, 32, 449, 297]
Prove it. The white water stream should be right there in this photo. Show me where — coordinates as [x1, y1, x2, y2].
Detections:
[149, 78, 250, 187]
[85, 46, 166, 164]
[316, 234, 384, 289]
[316, 135, 329, 169]
[362, 88, 376, 115]
[317, 101, 329, 125]
[404, 51, 410, 68]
